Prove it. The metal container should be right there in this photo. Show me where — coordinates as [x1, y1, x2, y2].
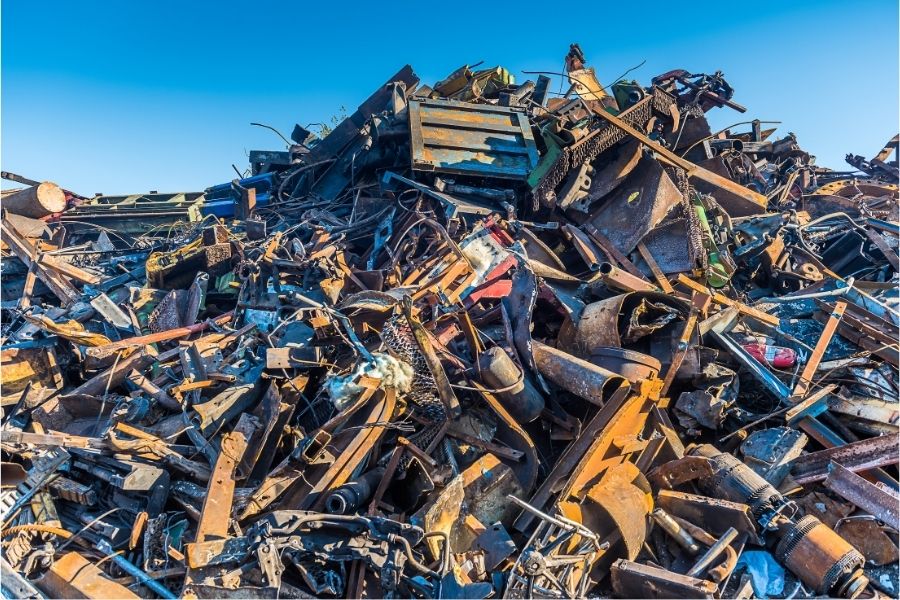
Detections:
[558, 291, 688, 357]
[477, 346, 545, 422]
[775, 515, 868, 598]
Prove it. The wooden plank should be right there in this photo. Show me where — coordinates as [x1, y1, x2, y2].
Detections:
[38, 254, 101, 285]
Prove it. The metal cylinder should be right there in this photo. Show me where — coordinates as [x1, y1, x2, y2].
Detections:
[596, 262, 659, 293]
[558, 291, 688, 358]
[688, 444, 869, 599]
[775, 515, 868, 598]
[1, 182, 67, 218]
[531, 340, 626, 406]
[686, 527, 738, 578]
[476, 346, 544, 422]
[651, 508, 700, 555]
[324, 467, 385, 515]
[687, 444, 782, 520]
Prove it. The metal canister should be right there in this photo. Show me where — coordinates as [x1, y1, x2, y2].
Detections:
[775, 515, 868, 598]
[476, 346, 544, 423]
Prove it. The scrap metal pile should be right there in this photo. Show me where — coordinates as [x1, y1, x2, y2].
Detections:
[2, 44, 899, 599]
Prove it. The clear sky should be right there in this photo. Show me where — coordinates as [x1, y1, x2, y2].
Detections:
[2, 0, 898, 196]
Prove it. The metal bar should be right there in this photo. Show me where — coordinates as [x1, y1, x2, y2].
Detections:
[686, 527, 738, 578]
[791, 434, 900, 484]
[636, 242, 675, 293]
[96, 539, 177, 599]
[824, 462, 900, 525]
[85, 312, 233, 354]
[789, 301, 846, 400]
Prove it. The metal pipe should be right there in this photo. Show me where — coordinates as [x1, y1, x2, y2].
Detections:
[531, 340, 626, 406]
[324, 467, 385, 514]
[686, 527, 738, 578]
[651, 508, 700, 555]
[96, 539, 177, 599]
[594, 262, 659, 293]
[759, 279, 854, 302]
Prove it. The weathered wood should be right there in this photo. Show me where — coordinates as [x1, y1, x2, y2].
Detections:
[2, 182, 67, 218]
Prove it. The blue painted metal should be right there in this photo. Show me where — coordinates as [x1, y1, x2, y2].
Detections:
[202, 173, 276, 218]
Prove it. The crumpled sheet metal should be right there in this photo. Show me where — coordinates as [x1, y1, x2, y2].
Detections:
[0, 42, 897, 600]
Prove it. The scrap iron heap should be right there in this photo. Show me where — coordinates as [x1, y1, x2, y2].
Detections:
[1, 44, 898, 599]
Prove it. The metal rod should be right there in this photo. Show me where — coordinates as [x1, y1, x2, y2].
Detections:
[686, 527, 738, 578]
[96, 539, 178, 599]
[652, 508, 700, 555]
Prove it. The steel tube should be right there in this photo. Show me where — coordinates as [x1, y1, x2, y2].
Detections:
[686, 527, 738, 578]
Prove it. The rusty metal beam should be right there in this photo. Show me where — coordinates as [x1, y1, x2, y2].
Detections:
[636, 242, 675, 293]
[791, 434, 900, 484]
[825, 461, 899, 525]
[588, 102, 769, 216]
[513, 384, 635, 533]
[677, 274, 779, 326]
[195, 415, 255, 540]
[789, 301, 846, 401]
[183, 414, 256, 593]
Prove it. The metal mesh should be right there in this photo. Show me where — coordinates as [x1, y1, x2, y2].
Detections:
[380, 313, 446, 422]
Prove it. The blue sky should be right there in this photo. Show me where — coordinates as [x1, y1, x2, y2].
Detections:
[2, 0, 898, 195]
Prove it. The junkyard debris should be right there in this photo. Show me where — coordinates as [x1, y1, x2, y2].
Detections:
[1, 42, 898, 599]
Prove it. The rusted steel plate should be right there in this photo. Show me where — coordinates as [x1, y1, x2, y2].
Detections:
[409, 98, 539, 180]
[36, 552, 140, 599]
